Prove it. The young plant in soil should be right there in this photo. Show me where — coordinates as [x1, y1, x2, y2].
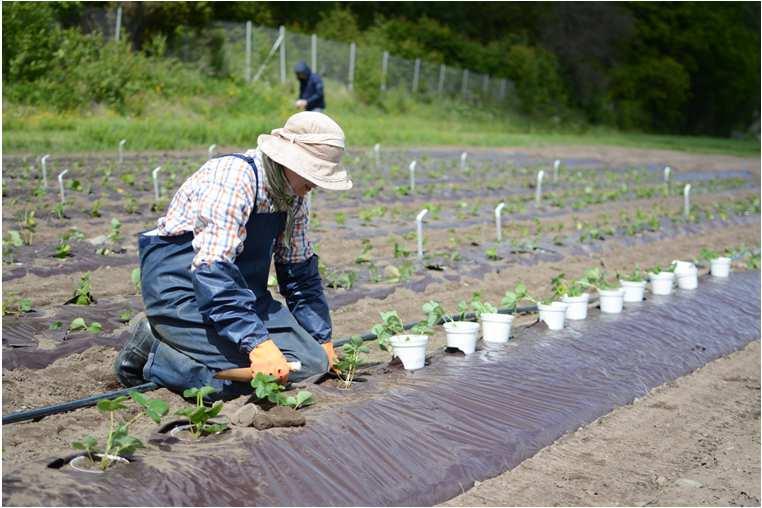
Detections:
[108, 218, 123, 243]
[250, 374, 315, 409]
[71, 273, 96, 305]
[68, 317, 103, 334]
[468, 293, 498, 318]
[334, 336, 369, 390]
[54, 239, 72, 258]
[72, 392, 169, 471]
[372, 311, 405, 352]
[131, 268, 142, 294]
[2, 297, 33, 317]
[175, 386, 228, 438]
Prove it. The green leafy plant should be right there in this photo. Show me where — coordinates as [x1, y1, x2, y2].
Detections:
[698, 248, 720, 262]
[501, 282, 538, 311]
[54, 239, 72, 258]
[579, 267, 617, 290]
[2, 297, 33, 316]
[393, 242, 411, 259]
[72, 392, 168, 471]
[175, 386, 228, 439]
[131, 268, 142, 293]
[619, 266, 647, 282]
[485, 247, 501, 261]
[334, 211, 347, 226]
[354, 240, 373, 264]
[68, 317, 103, 333]
[52, 201, 67, 219]
[371, 310, 405, 351]
[649, 262, 676, 274]
[71, 272, 95, 305]
[334, 336, 369, 389]
[108, 218, 122, 243]
[551, 273, 587, 298]
[90, 199, 102, 218]
[250, 374, 315, 409]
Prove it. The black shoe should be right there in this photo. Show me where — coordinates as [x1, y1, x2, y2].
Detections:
[113, 316, 158, 387]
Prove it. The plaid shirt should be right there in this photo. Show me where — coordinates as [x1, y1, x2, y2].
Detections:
[157, 148, 313, 269]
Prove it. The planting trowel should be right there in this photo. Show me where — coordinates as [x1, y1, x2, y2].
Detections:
[214, 361, 302, 382]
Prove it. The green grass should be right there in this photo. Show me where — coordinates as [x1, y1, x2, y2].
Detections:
[3, 80, 758, 157]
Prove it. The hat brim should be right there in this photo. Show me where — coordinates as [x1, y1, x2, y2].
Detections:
[258, 134, 353, 191]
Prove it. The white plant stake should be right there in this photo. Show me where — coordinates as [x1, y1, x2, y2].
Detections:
[553, 159, 560, 182]
[118, 139, 126, 164]
[41, 154, 50, 187]
[664, 166, 671, 195]
[416, 208, 428, 260]
[683, 184, 691, 218]
[374, 143, 380, 168]
[58, 169, 69, 204]
[495, 202, 506, 242]
[208, 144, 217, 158]
[535, 170, 545, 207]
[409, 160, 416, 192]
[460, 151, 468, 171]
[152, 166, 163, 201]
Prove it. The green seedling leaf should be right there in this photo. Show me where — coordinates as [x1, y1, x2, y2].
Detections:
[18, 298, 32, 313]
[131, 268, 141, 293]
[129, 392, 169, 424]
[182, 387, 200, 399]
[111, 434, 144, 456]
[96, 396, 129, 413]
[196, 385, 218, 401]
[118, 310, 133, 323]
[72, 435, 98, 453]
[87, 322, 103, 333]
[69, 317, 87, 331]
[203, 422, 228, 434]
[8, 230, 23, 247]
[49, 320, 63, 330]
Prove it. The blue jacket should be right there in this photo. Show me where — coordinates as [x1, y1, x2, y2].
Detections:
[294, 61, 325, 111]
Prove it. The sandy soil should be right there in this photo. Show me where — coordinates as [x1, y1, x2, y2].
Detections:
[442, 340, 761, 507]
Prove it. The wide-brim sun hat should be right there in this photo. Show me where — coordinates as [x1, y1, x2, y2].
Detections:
[258, 111, 352, 191]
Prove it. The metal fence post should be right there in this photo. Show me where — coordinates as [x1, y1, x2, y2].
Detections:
[245, 21, 252, 83]
[381, 51, 389, 92]
[438, 64, 446, 94]
[348, 42, 356, 91]
[311, 34, 317, 71]
[114, 6, 122, 42]
[412, 58, 420, 93]
[462, 69, 469, 98]
[279, 26, 286, 84]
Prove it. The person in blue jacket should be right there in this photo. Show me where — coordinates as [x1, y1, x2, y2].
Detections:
[113, 112, 351, 399]
[294, 61, 325, 112]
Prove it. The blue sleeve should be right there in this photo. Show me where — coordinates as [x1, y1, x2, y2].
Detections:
[192, 261, 270, 354]
[275, 254, 332, 343]
[305, 76, 324, 110]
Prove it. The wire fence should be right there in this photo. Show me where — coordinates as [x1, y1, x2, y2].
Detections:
[85, 7, 516, 107]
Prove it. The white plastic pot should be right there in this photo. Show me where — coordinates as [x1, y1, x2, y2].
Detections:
[599, 288, 625, 314]
[389, 334, 429, 370]
[560, 293, 589, 320]
[443, 321, 480, 354]
[676, 267, 698, 290]
[70, 454, 129, 473]
[480, 313, 514, 344]
[538, 302, 568, 331]
[649, 272, 675, 295]
[620, 280, 647, 303]
[672, 260, 695, 274]
[710, 257, 731, 278]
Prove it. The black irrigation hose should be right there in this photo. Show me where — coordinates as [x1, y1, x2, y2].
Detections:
[2, 304, 539, 425]
[2, 382, 159, 425]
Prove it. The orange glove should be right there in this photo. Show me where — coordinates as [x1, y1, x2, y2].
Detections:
[322, 342, 335, 370]
[249, 339, 290, 383]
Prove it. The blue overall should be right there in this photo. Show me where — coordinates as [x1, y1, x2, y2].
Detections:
[138, 154, 330, 399]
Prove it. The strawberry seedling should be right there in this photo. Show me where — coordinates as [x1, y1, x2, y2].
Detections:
[250, 374, 315, 409]
[334, 336, 369, 389]
[72, 392, 169, 471]
[69, 317, 103, 333]
[175, 386, 228, 438]
[71, 273, 96, 305]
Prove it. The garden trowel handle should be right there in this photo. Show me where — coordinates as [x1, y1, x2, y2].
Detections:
[214, 361, 301, 383]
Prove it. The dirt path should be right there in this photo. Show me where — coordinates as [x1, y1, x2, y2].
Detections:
[442, 340, 761, 507]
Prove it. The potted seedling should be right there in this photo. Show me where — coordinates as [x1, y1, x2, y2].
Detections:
[699, 248, 731, 278]
[618, 267, 648, 303]
[671, 258, 698, 290]
[334, 336, 369, 389]
[553, 273, 590, 320]
[648, 263, 676, 295]
[470, 291, 513, 344]
[581, 268, 624, 314]
[70, 392, 169, 473]
[428, 299, 481, 355]
[373, 310, 429, 370]
[173, 385, 229, 441]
